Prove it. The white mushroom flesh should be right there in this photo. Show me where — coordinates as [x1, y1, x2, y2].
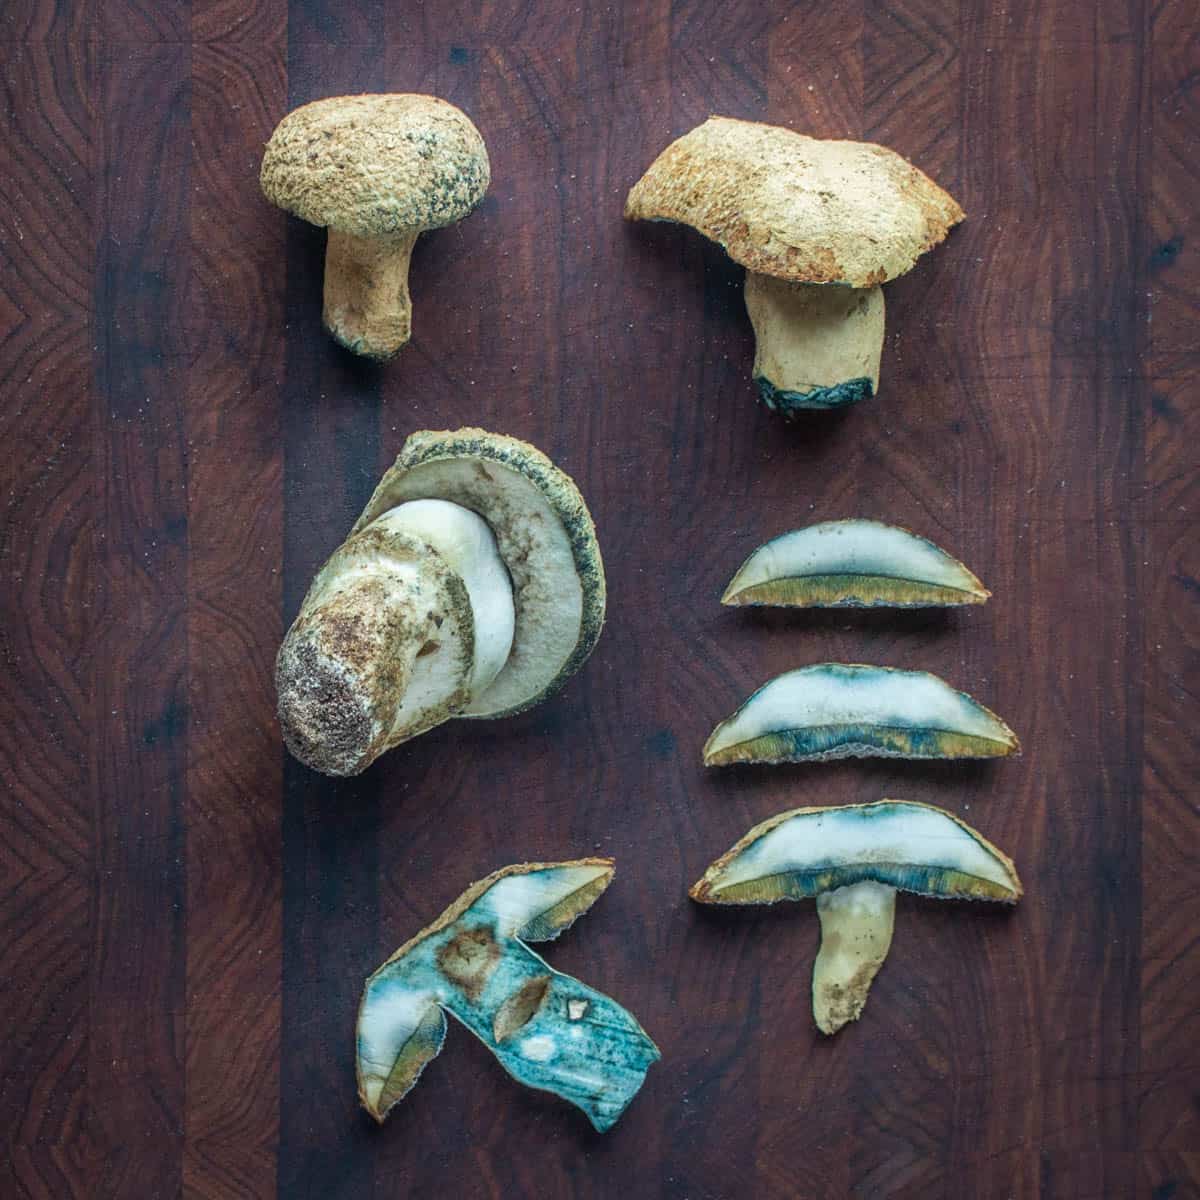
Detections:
[373, 499, 515, 699]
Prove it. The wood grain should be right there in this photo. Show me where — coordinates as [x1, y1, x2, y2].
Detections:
[1, 2, 1196, 1198]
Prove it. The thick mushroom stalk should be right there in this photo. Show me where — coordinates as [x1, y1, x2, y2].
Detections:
[323, 229, 418, 359]
[813, 881, 896, 1034]
[276, 500, 515, 776]
[744, 275, 884, 413]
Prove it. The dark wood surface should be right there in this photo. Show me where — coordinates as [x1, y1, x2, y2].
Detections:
[2, 2, 1196, 1197]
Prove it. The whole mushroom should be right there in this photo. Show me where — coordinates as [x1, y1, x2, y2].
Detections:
[276, 428, 605, 776]
[625, 117, 964, 414]
[261, 94, 490, 360]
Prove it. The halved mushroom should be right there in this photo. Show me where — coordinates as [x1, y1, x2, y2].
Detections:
[357, 859, 660, 1131]
[276, 428, 605, 775]
[691, 800, 1022, 1033]
[261, 94, 490, 359]
[722, 520, 988, 608]
[625, 117, 963, 414]
[703, 664, 1018, 766]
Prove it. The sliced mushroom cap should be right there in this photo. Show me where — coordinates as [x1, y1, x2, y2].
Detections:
[357, 860, 660, 1131]
[261, 94, 490, 359]
[625, 117, 963, 412]
[703, 664, 1019, 766]
[722, 520, 989, 608]
[625, 116, 963, 287]
[691, 800, 1022, 905]
[355, 428, 606, 718]
[691, 800, 1022, 1033]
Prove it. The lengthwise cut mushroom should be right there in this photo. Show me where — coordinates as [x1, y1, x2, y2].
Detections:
[625, 117, 964, 414]
[276, 428, 605, 776]
[691, 801, 1022, 1034]
[261, 94, 489, 359]
[722, 520, 989, 609]
[357, 859, 660, 1131]
[703, 664, 1019, 767]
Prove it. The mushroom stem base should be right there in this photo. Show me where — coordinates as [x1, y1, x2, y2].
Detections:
[813, 880, 896, 1034]
[744, 274, 885, 415]
[323, 229, 418, 360]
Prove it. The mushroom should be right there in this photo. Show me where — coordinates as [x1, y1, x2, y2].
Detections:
[260, 94, 489, 359]
[276, 428, 605, 775]
[357, 859, 660, 1130]
[691, 800, 1022, 1034]
[722, 520, 989, 608]
[703, 664, 1018, 767]
[625, 117, 964, 414]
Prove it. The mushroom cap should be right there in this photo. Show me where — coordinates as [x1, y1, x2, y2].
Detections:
[690, 800, 1022, 905]
[354, 428, 606, 719]
[721, 519, 989, 608]
[625, 116, 964, 286]
[260, 94, 490, 238]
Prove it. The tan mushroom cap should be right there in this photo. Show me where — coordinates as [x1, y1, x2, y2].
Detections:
[261, 94, 490, 239]
[625, 116, 964, 286]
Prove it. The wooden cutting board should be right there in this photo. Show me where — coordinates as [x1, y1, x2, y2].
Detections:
[2, 1, 1195, 1196]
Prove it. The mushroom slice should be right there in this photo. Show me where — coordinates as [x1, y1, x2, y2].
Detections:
[357, 860, 660, 1131]
[625, 117, 963, 413]
[690, 800, 1022, 1033]
[261, 94, 489, 359]
[355, 428, 605, 718]
[722, 520, 989, 608]
[703, 664, 1018, 766]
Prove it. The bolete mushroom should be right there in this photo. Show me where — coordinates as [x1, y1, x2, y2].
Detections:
[703, 664, 1018, 767]
[722, 520, 989, 608]
[261, 94, 489, 359]
[276, 428, 605, 775]
[625, 117, 964, 414]
[357, 859, 660, 1131]
[691, 800, 1022, 1034]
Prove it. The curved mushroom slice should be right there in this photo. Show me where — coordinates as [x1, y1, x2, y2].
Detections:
[355, 428, 605, 718]
[690, 800, 1022, 1033]
[625, 117, 963, 412]
[358, 860, 660, 1131]
[261, 94, 490, 359]
[703, 664, 1018, 767]
[722, 520, 989, 609]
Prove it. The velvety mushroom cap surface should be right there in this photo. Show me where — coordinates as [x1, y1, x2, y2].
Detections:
[261, 94, 490, 238]
[625, 116, 964, 285]
[355, 428, 606, 719]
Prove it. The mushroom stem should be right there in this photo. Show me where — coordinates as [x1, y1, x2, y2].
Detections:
[276, 552, 443, 776]
[323, 229, 419, 360]
[813, 880, 896, 1035]
[744, 273, 885, 415]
